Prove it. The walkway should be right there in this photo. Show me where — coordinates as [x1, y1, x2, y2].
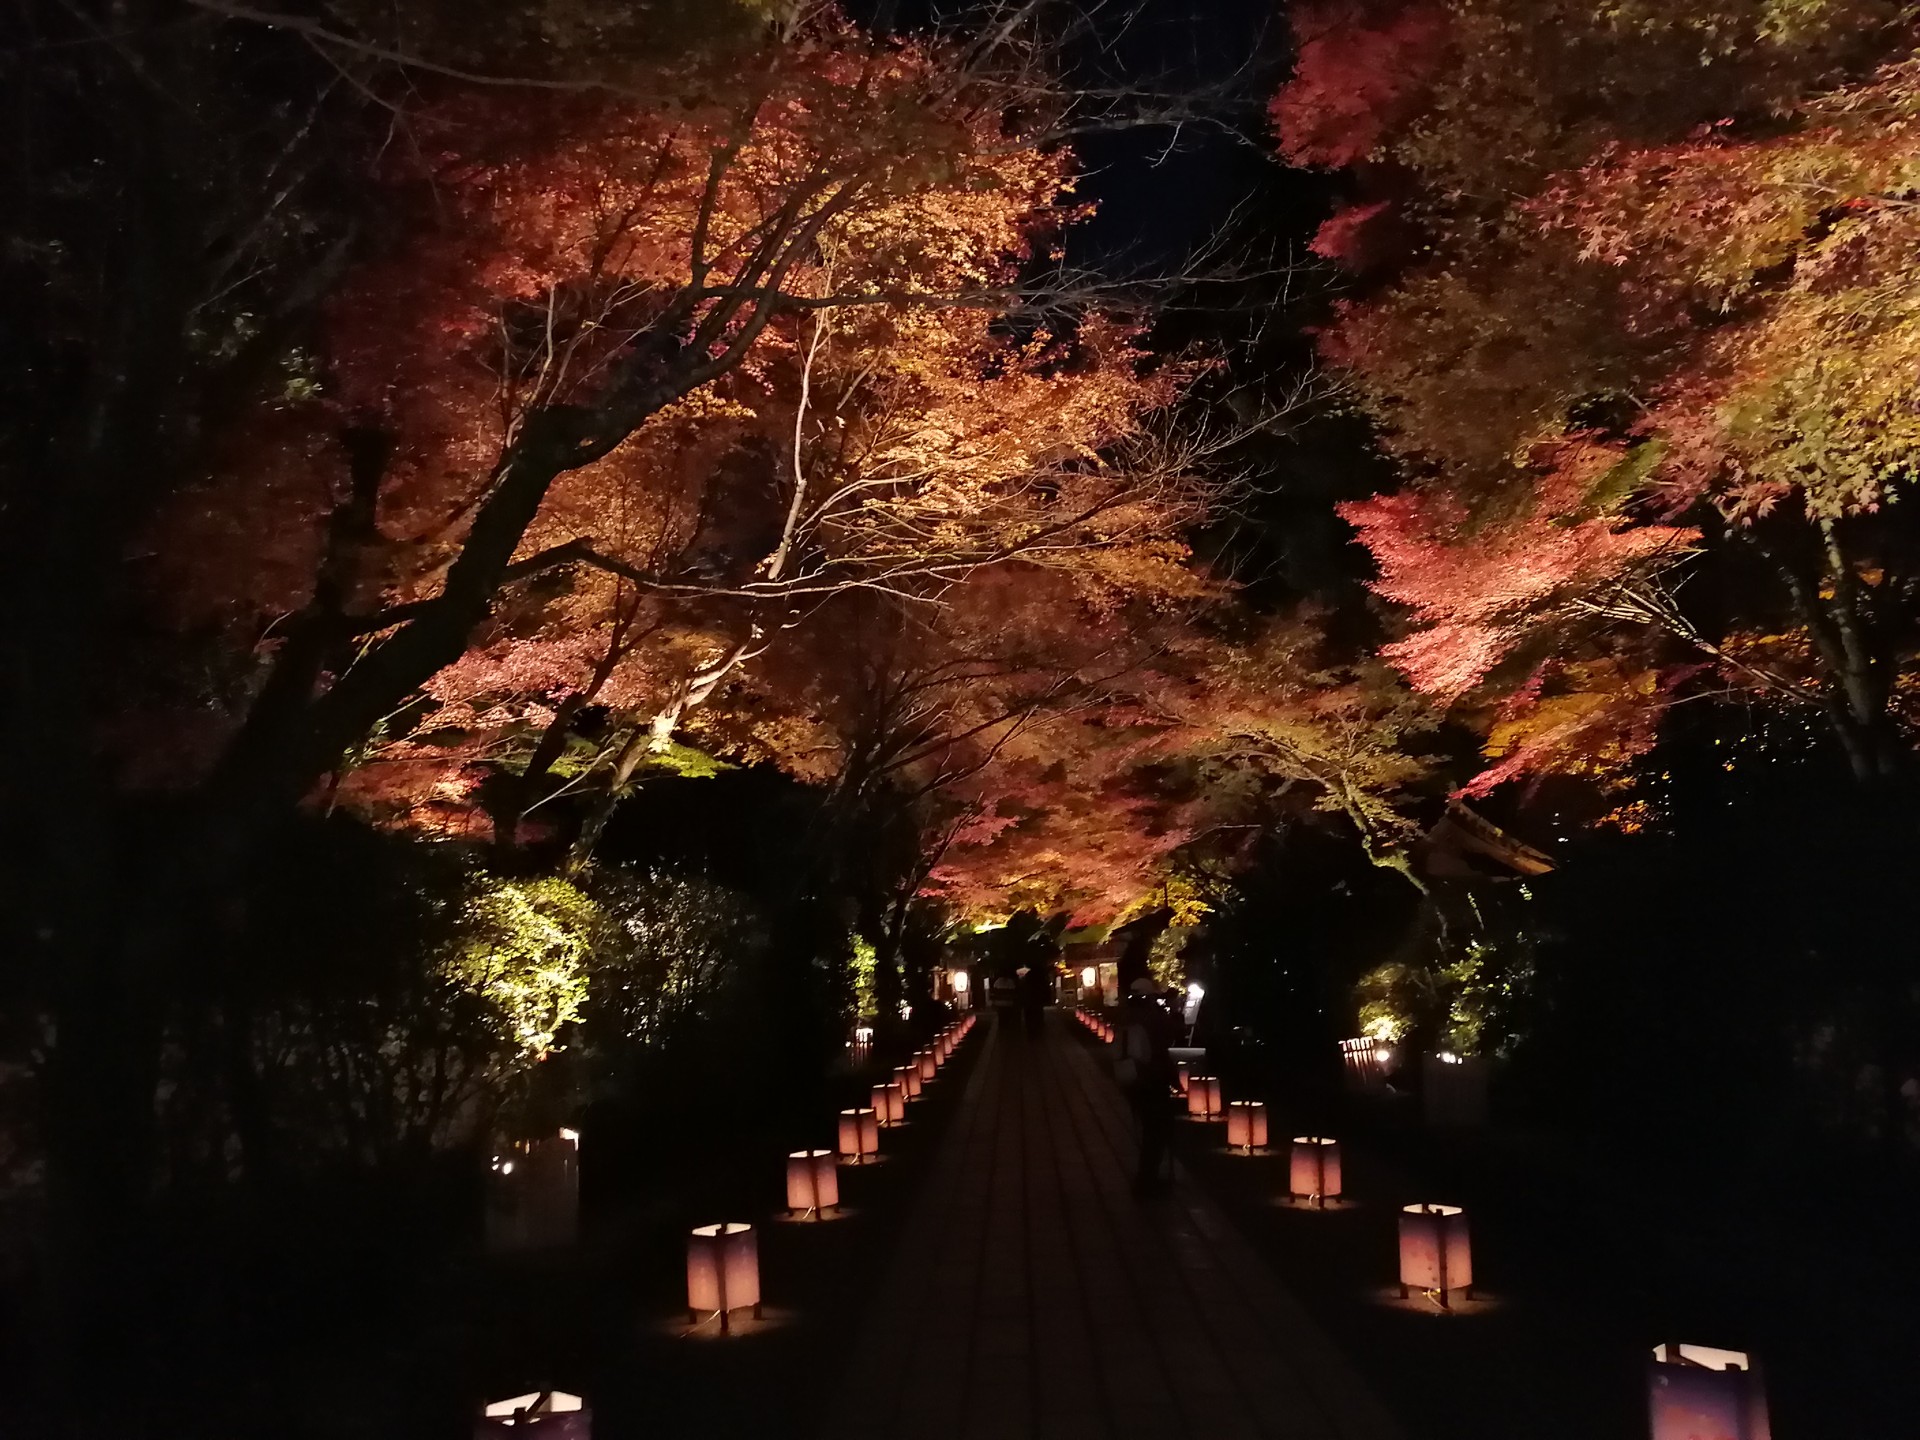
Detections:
[836, 1011, 1407, 1440]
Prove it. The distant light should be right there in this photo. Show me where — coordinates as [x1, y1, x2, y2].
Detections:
[1187, 982, 1206, 1000]
[1015, 965, 1030, 978]
[559, 1127, 580, 1144]
[1437, 1051, 1461, 1065]
[951, 971, 969, 993]
[1081, 966, 1097, 988]
[1377, 1047, 1395, 1065]
[500, 1160, 514, 1175]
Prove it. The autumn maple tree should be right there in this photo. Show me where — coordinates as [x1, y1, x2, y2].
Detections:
[1276, 0, 1920, 791]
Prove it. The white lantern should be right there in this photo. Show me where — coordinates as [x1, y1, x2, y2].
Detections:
[837, 1107, 879, 1164]
[871, 1080, 905, 1126]
[1186, 1076, 1223, 1119]
[1225, 1101, 1268, 1153]
[785, 1148, 839, 1218]
[1648, 1345, 1771, 1440]
[486, 1130, 580, 1252]
[477, 1391, 589, 1437]
[686, 1222, 760, 1333]
[1398, 1204, 1472, 1308]
[895, 1063, 921, 1100]
[1287, 1137, 1342, 1206]
[952, 970, 969, 994]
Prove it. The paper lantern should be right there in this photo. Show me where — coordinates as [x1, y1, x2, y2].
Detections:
[895, 1063, 921, 1100]
[1287, 1137, 1342, 1206]
[1225, 1101, 1268, 1152]
[686, 1223, 760, 1333]
[477, 1391, 590, 1437]
[1398, 1204, 1472, 1308]
[785, 1148, 839, 1218]
[1081, 965, 1098, 989]
[1648, 1345, 1771, 1440]
[871, 1080, 904, 1126]
[916, 1049, 937, 1081]
[1186, 1076, 1222, 1119]
[837, 1108, 879, 1164]
[486, 1131, 580, 1252]
[1176, 1062, 1191, 1095]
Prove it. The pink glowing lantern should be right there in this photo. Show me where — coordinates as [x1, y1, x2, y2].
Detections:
[916, 1049, 937, 1081]
[477, 1391, 590, 1437]
[1288, 1137, 1342, 1206]
[1176, 1063, 1191, 1095]
[1186, 1076, 1223, 1119]
[686, 1222, 760, 1333]
[785, 1148, 839, 1218]
[1648, 1345, 1771, 1440]
[1398, 1204, 1472, 1308]
[871, 1080, 905, 1126]
[895, 1063, 922, 1100]
[837, 1107, 879, 1163]
[1225, 1101, 1268, 1153]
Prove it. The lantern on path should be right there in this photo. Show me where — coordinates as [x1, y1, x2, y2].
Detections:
[477, 1391, 590, 1437]
[1225, 1101, 1268, 1152]
[1398, 1204, 1472, 1308]
[838, 1108, 879, 1163]
[1186, 1076, 1222, 1119]
[1288, 1137, 1341, 1206]
[1648, 1345, 1770, 1440]
[872, 1080, 905, 1126]
[917, 1049, 937, 1082]
[786, 1149, 839, 1218]
[686, 1223, 760, 1333]
[895, 1063, 921, 1100]
[1176, 1063, 1191, 1095]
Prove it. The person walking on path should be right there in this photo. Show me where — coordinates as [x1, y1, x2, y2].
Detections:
[1116, 976, 1177, 1195]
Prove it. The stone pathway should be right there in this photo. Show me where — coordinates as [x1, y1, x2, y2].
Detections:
[836, 1011, 1408, 1440]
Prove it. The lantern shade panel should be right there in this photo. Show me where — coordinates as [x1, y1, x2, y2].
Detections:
[896, 1064, 922, 1100]
[1287, 1137, 1342, 1203]
[1176, 1063, 1191, 1095]
[1648, 1346, 1771, 1440]
[785, 1149, 839, 1215]
[838, 1108, 879, 1161]
[1186, 1076, 1223, 1118]
[476, 1391, 590, 1437]
[1398, 1204, 1472, 1303]
[917, 1050, 937, 1081]
[1225, 1101, 1268, 1151]
[870, 1081, 903, 1125]
[686, 1223, 761, 1330]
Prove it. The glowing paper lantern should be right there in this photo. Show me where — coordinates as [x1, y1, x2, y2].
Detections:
[1288, 1137, 1342, 1206]
[686, 1222, 760, 1333]
[895, 1064, 921, 1100]
[871, 1080, 905, 1126]
[1648, 1345, 1771, 1440]
[477, 1391, 590, 1437]
[1186, 1076, 1223, 1119]
[837, 1108, 879, 1164]
[1176, 1063, 1191, 1095]
[785, 1148, 839, 1218]
[1398, 1204, 1472, 1309]
[1225, 1100, 1268, 1152]
[916, 1049, 937, 1081]
[486, 1130, 580, 1252]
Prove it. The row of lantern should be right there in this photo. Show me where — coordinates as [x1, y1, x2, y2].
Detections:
[689, 1012, 978, 1338]
[479, 1014, 980, 1433]
[1071, 1006, 1113, 1043]
[1177, 1066, 1771, 1439]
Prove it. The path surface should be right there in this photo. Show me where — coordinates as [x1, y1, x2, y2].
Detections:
[835, 1011, 1408, 1440]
